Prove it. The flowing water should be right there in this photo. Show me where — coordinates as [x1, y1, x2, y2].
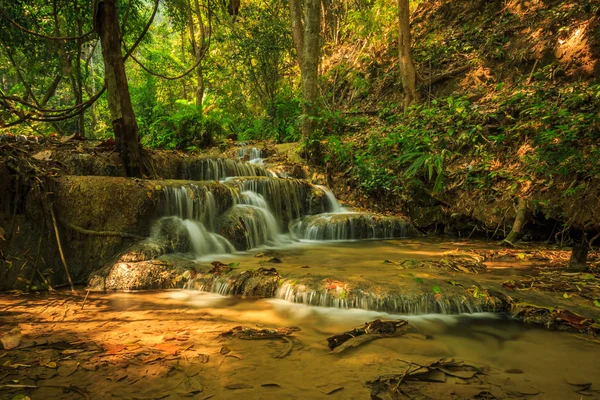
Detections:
[102, 291, 600, 399]
[100, 153, 599, 398]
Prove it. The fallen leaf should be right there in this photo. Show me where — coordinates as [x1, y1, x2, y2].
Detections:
[32, 150, 52, 161]
[1, 327, 22, 350]
[105, 344, 126, 355]
[261, 383, 281, 388]
[154, 343, 180, 355]
[57, 360, 79, 377]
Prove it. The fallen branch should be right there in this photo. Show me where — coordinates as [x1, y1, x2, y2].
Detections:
[276, 336, 294, 358]
[50, 205, 74, 292]
[327, 319, 409, 353]
[0, 384, 89, 399]
[220, 326, 300, 340]
[61, 219, 147, 240]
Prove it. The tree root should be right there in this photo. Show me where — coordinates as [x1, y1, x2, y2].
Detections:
[61, 219, 147, 240]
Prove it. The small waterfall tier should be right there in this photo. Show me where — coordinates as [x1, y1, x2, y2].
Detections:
[290, 213, 411, 241]
[227, 177, 325, 228]
[237, 147, 264, 165]
[178, 157, 271, 181]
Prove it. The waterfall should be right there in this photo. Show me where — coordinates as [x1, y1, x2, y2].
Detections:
[151, 216, 235, 256]
[238, 147, 264, 165]
[315, 185, 343, 213]
[290, 213, 409, 241]
[230, 177, 311, 229]
[160, 184, 232, 230]
[179, 158, 270, 181]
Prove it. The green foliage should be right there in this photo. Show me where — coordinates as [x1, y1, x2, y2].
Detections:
[143, 99, 227, 150]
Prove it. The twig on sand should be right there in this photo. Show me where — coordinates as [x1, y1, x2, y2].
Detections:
[81, 289, 91, 310]
[276, 336, 294, 358]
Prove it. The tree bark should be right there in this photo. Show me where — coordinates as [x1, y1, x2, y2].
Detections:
[397, 0, 419, 109]
[94, 0, 151, 177]
[301, 0, 321, 141]
[193, 0, 206, 109]
[289, 0, 305, 68]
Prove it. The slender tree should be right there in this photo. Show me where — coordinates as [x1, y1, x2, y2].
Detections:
[289, 0, 321, 141]
[398, 0, 419, 108]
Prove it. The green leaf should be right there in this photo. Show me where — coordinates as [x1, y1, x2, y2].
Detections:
[594, 300, 600, 308]
[413, 277, 424, 284]
[583, 274, 594, 281]
[432, 285, 442, 294]
[563, 293, 571, 299]
[228, 262, 240, 268]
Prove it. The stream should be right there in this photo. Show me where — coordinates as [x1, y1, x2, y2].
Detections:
[4, 148, 597, 399]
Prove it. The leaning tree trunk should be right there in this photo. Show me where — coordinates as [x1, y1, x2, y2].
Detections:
[301, 0, 321, 141]
[503, 197, 528, 246]
[94, 0, 151, 177]
[398, 0, 419, 108]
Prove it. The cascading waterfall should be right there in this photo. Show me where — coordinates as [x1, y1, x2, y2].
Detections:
[144, 156, 447, 315]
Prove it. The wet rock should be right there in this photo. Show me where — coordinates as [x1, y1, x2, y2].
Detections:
[217, 205, 271, 250]
[88, 260, 191, 291]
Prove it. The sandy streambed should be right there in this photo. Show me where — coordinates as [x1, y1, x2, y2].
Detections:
[1, 289, 599, 400]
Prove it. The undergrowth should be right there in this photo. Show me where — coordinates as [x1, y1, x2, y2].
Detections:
[325, 78, 600, 197]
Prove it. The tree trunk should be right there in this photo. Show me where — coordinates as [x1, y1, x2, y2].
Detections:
[301, 0, 321, 141]
[397, 0, 419, 108]
[503, 197, 528, 246]
[568, 237, 589, 272]
[74, 0, 86, 137]
[289, 0, 305, 68]
[94, 0, 151, 177]
[194, 0, 206, 109]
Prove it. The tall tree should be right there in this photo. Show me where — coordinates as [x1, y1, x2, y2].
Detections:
[93, 0, 152, 177]
[398, 0, 419, 108]
[188, 0, 208, 109]
[290, 0, 321, 141]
